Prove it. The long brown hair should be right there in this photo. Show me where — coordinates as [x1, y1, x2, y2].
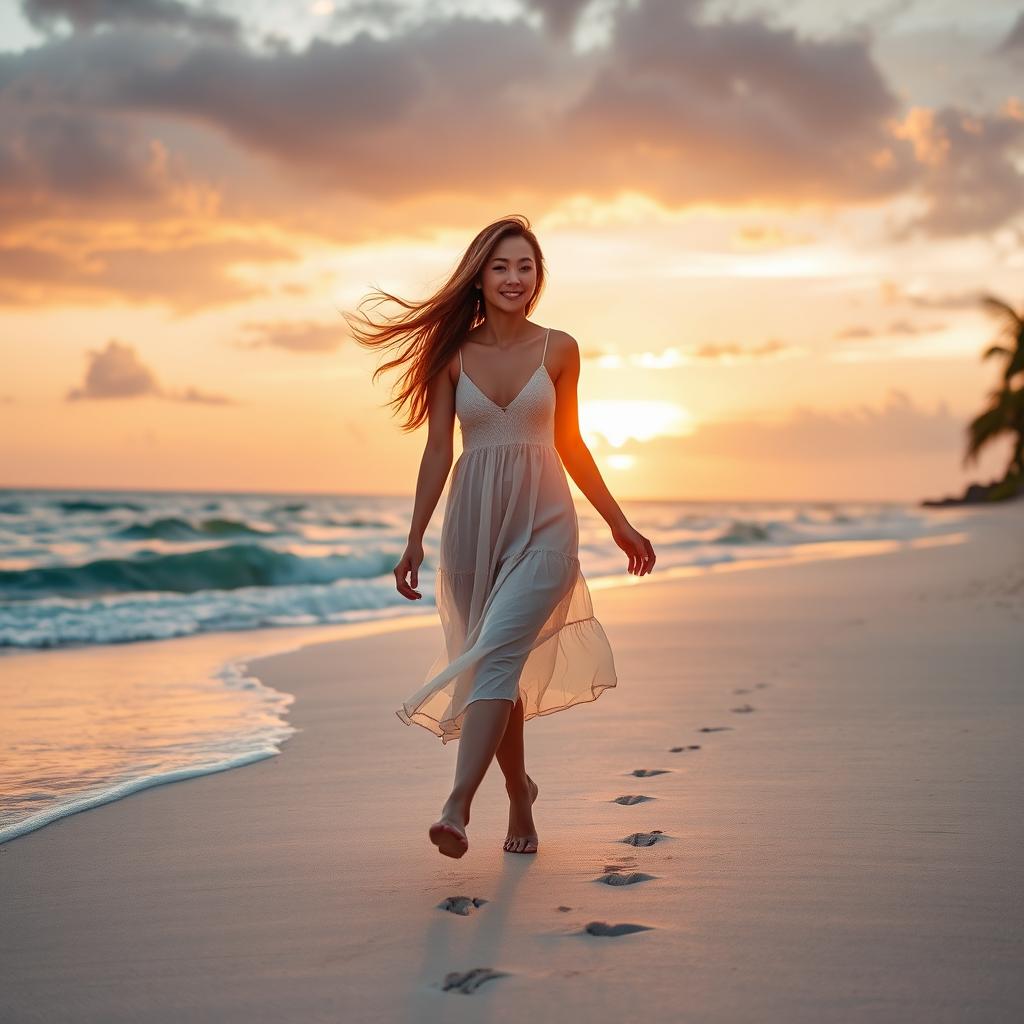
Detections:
[343, 215, 547, 432]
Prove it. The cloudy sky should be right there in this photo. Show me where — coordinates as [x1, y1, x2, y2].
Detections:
[1, 0, 1022, 501]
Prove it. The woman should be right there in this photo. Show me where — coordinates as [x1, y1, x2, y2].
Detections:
[347, 215, 656, 860]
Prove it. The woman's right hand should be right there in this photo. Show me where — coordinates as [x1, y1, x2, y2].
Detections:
[394, 540, 424, 600]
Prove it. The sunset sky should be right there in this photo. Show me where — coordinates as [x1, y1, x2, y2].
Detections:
[2, 0, 1023, 502]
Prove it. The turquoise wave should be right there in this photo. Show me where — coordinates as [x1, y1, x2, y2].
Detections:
[0, 543, 401, 600]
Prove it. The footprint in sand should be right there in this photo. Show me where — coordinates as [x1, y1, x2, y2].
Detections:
[730, 703, 756, 713]
[442, 968, 510, 993]
[584, 921, 654, 936]
[733, 687, 751, 694]
[698, 726, 733, 732]
[596, 871, 656, 886]
[623, 830, 665, 847]
[612, 795, 654, 804]
[437, 896, 489, 916]
[754, 682, 770, 689]
[630, 768, 671, 777]
[556, 906, 573, 912]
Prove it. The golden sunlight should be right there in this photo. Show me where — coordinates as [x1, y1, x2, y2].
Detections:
[578, 400, 694, 448]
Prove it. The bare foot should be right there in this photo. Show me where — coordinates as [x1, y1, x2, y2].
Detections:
[503, 774, 539, 854]
[429, 816, 468, 859]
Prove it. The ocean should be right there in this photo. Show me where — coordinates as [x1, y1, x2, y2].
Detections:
[0, 487, 966, 843]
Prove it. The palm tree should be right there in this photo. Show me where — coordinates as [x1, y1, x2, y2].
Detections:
[963, 294, 1024, 500]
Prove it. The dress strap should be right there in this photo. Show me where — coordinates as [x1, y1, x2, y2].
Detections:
[458, 347, 463, 371]
[540, 327, 550, 368]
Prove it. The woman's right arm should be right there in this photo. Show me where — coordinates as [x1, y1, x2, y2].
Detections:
[394, 362, 457, 600]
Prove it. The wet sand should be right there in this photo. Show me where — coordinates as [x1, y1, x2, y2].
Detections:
[1, 503, 1021, 1023]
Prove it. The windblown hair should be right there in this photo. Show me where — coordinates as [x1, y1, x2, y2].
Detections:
[343, 215, 547, 432]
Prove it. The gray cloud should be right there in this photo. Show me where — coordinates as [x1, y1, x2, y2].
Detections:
[0, 109, 174, 208]
[0, 0, 1019, 310]
[66, 339, 162, 400]
[325, 0, 428, 39]
[888, 105, 1024, 239]
[522, 0, 595, 38]
[993, 11, 1024, 55]
[107, 20, 547, 190]
[21, 0, 240, 39]
[561, 0, 915, 202]
[65, 339, 237, 403]
[2, 2, 914, 205]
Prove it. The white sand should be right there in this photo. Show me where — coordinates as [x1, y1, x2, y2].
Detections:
[1, 503, 1021, 1023]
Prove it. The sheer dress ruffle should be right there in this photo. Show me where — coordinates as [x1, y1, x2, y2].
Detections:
[396, 329, 617, 743]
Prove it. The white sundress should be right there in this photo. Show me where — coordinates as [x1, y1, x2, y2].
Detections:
[396, 326, 618, 744]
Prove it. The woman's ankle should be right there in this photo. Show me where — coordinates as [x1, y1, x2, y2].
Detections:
[503, 772, 531, 795]
[441, 795, 471, 825]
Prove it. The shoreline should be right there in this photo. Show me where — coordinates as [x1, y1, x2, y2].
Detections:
[1, 503, 1020, 1021]
[0, 519, 971, 846]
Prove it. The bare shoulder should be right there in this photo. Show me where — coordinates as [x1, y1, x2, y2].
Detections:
[546, 329, 581, 381]
[449, 325, 483, 383]
[445, 342, 465, 388]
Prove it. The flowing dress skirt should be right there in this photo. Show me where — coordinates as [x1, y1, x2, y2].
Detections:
[396, 441, 618, 744]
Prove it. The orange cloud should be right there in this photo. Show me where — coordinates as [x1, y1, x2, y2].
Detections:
[834, 319, 947, 339]
[0, 237, 296, 312]
[878, 280, 987, 310]
[237, 320, 346, 353]
[616, 388, 962, 462]
[599, 341, 799, 366]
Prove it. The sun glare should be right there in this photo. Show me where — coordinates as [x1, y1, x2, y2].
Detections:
[579, 400, 693, 448]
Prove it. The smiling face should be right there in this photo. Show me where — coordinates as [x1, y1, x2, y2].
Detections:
[477, 234, 537, 311]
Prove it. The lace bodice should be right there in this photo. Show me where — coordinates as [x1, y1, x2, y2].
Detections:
[456, 327, 555, 452]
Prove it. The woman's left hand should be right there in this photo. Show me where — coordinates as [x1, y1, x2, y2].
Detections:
[611, 521, 656, 577]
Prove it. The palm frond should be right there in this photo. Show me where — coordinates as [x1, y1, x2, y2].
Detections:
[958, 292, 1024, 485]
[981, 343, 1012, 362]
[963, 404, 1008, 466]
[979, 294, 1020, 325]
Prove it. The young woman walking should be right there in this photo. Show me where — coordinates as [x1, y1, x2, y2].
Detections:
[348, 216, 656, 860]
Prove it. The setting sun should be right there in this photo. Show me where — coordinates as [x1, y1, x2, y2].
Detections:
[1, 4, 1020, 1020]
[579, 400, 694, 449]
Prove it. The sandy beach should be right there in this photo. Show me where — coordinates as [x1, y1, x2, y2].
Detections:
[1, 502, 1022, 1023]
